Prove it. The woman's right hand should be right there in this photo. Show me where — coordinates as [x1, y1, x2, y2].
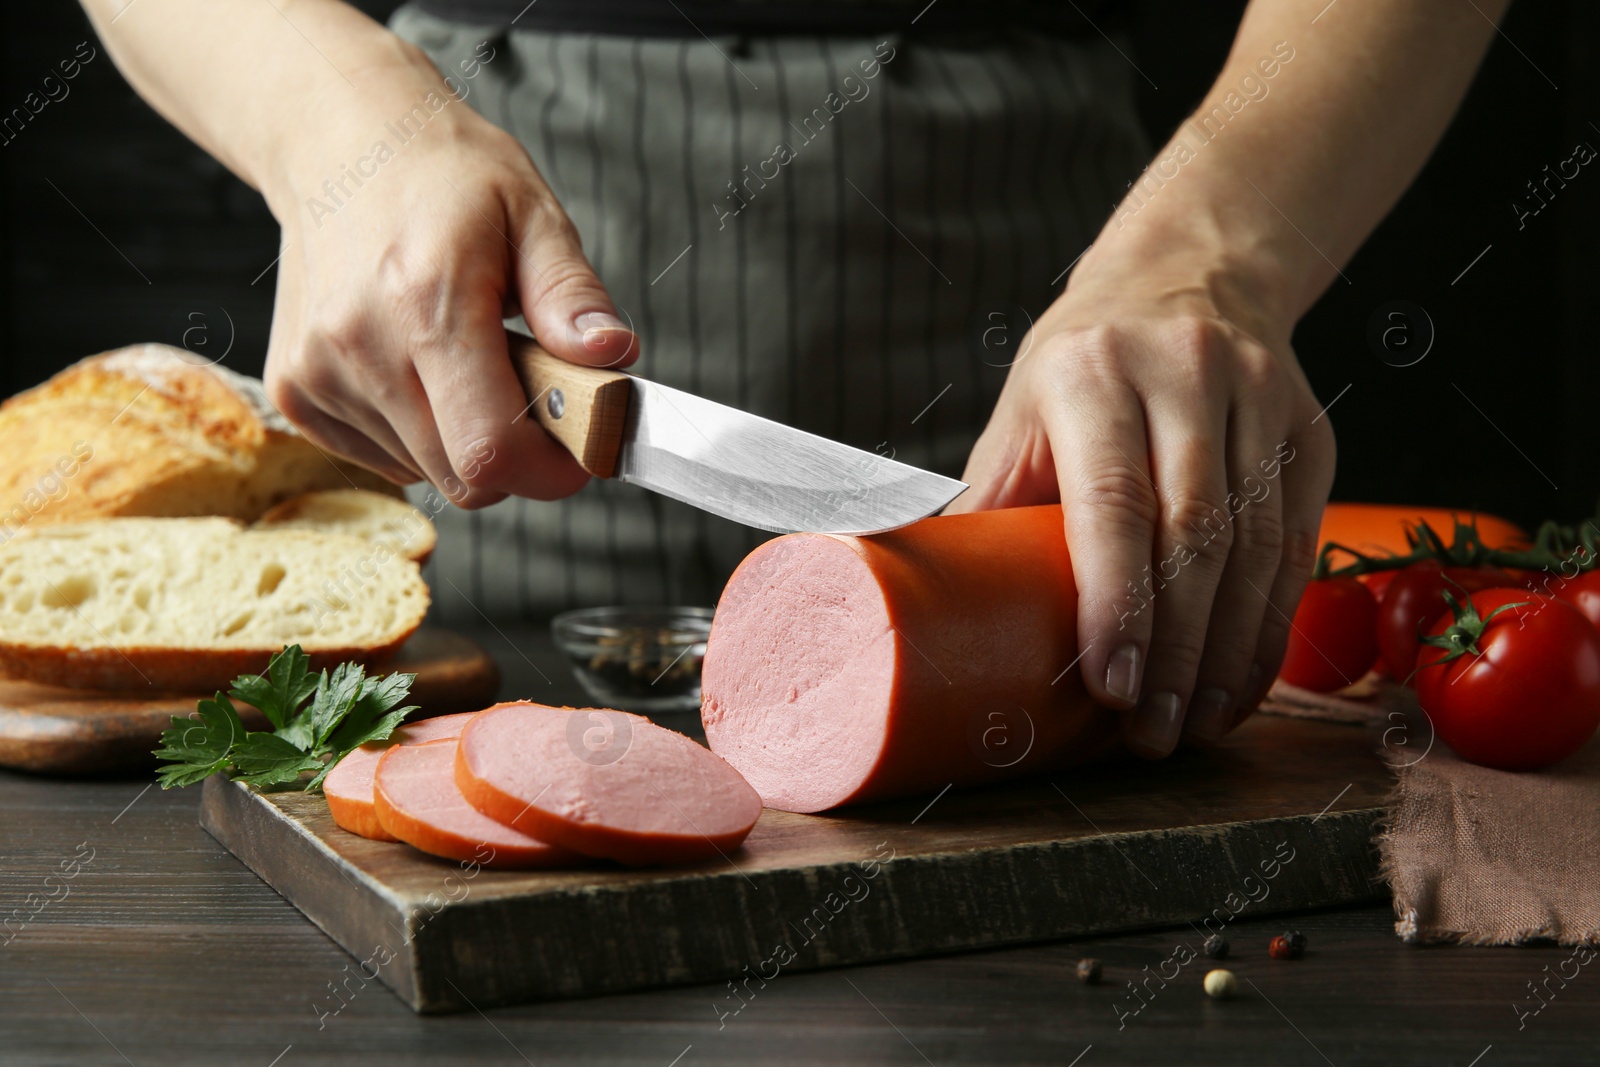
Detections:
[259, 33, 635, 507]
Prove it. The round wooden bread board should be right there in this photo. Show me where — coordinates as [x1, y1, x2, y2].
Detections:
[0, 628, 500, 775]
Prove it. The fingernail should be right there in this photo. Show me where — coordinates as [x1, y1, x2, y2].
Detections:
[1105, 644, 1142, 705]
[1185, 687, 1234, 743]
[574, 311, 629, 346]
[1130, 691, 1184, 756]
[574, 310, 626, 332]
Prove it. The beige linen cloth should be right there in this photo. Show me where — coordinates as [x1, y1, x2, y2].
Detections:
[1261, 679, 1600, 946]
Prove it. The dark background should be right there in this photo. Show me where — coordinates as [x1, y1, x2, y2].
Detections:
[3, 1, 1595, 531]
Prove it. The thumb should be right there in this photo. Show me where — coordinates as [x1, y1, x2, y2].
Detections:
[514, 202, 638, 369]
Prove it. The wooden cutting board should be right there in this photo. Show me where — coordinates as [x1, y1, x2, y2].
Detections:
[0, 628, 500, 774]
[199, 712, 1392, 1014]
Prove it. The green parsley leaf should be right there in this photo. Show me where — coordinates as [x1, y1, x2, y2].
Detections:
[153, 694, 246, 789]
[308, 662, 369, 751]
[227, 645, 316, 732]
[152, 644, 420, 794]
[328, 672, 417, 755]
[230, 732, 325, 789]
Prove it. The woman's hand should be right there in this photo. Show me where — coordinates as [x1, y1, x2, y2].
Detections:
[948, 0, 1515, 757]
[80, 0, 637, 506]
[951, 231, 1336, 758]
[257, 33, 634, 507]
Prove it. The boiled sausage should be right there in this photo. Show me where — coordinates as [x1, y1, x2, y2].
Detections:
[700, 505, 1119, 812]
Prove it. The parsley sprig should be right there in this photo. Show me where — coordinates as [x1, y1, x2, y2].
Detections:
[154, 645, 417, 792]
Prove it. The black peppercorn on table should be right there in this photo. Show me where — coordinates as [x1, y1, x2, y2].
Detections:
[1, 626, 1592, 1065]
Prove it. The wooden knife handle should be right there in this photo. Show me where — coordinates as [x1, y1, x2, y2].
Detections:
[508, 335, 633, 479]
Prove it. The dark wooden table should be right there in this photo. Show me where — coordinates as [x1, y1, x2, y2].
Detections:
[1, 627, 1592, 1066]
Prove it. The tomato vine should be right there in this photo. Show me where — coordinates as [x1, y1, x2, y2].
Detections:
[1311, 513, 1600, 581]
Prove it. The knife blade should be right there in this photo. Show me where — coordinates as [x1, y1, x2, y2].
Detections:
[509, 334, 966, 534]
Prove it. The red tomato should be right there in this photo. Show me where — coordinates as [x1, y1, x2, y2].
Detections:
[1376, 561, 1518, 682]
[1504, 567, 1540, 587]
[1413, 589, 1600, 771]
[1278, 578, 1380, 692]
[1355, 571, 1401, 675]
[1552, 569, 1600, 631]
[1503, 567, 1559, 597]
[1357, 569, 1399, 604]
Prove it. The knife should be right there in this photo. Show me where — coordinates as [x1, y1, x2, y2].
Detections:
[507, 333, 967, 535]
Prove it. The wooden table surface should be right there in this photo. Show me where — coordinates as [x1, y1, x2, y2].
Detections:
[1, 627, 1593, 1066]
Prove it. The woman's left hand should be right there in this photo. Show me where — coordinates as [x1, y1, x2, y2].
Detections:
[949, 231, 1336, 758]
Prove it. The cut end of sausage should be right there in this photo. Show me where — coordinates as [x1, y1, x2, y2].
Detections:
[323, 711, 480, 841]
[700, 534, 895, 813]
[374, 738, 576, 869]
[456, 703, 762, 866]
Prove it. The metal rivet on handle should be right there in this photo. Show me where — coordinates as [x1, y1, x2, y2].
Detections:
[547, 388, 565, 419]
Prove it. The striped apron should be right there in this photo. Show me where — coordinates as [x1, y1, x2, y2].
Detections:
[388, 5, 1150, 623]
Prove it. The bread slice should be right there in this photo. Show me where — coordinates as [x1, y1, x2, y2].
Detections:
[0, 344, 400, 540]
[254, 489, 436, 565]
[0, 518, 429, 692]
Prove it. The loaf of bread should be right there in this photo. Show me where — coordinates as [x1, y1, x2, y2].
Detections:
[254, 489, 437, 565]
[0, 517, 429, 691]
[0, 344, 399, 541]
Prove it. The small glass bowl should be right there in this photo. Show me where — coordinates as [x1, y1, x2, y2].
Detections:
[550, 606, 715, 714]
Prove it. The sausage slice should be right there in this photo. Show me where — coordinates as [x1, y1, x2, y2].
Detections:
[455, 703, 762, 866]
[324, 711, 479, 840]
[374, 738, 575, 869]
